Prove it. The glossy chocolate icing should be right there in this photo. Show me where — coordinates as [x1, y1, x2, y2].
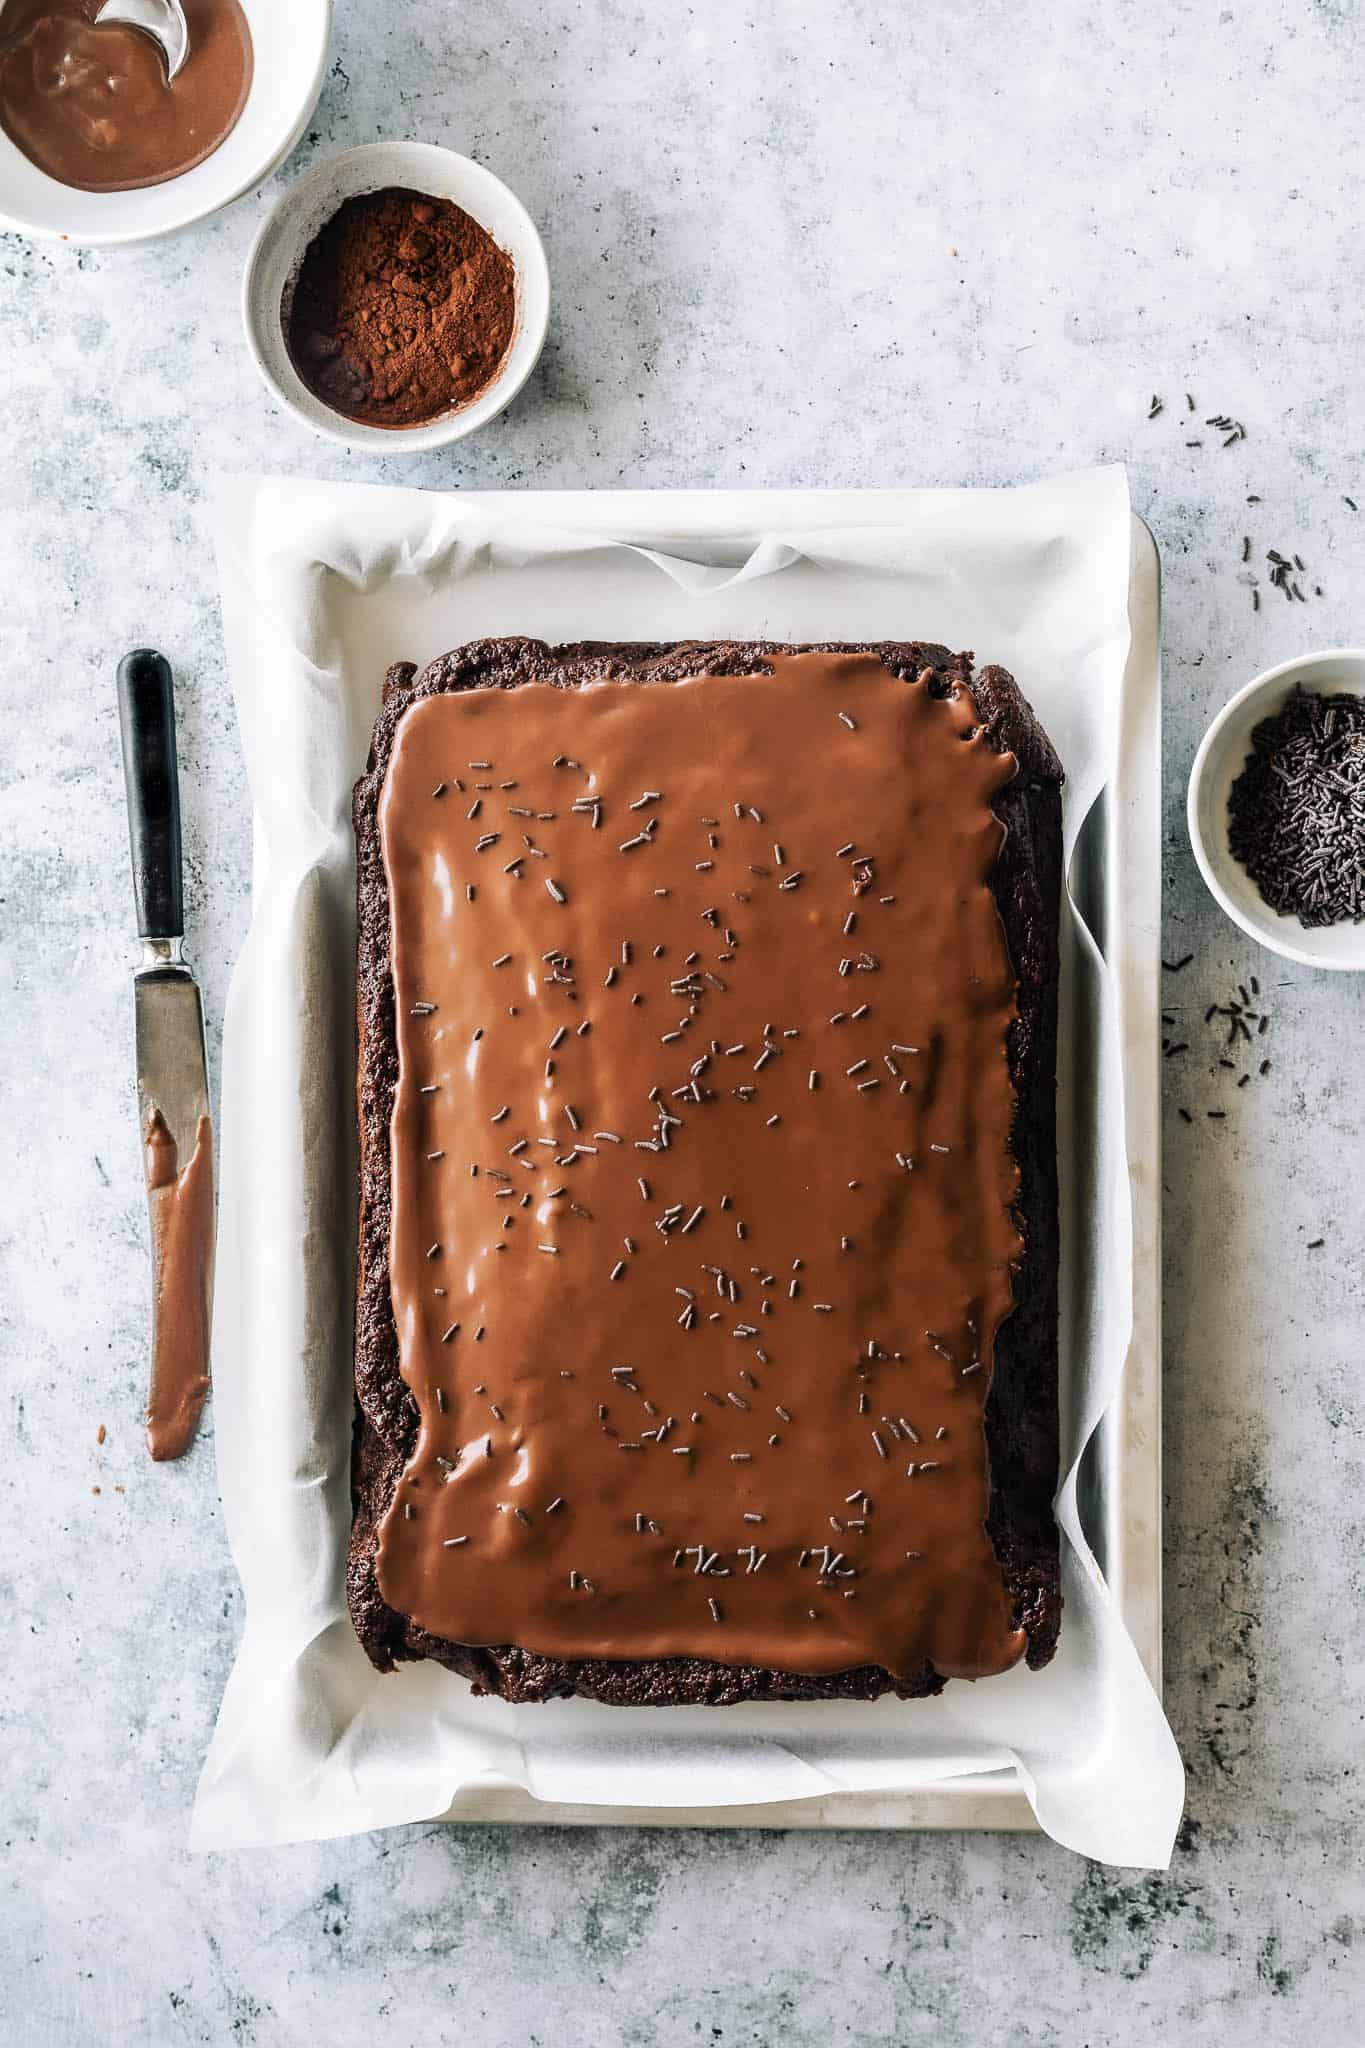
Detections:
[372, 651, 1030, 1682]
[0, 0, 251, 194]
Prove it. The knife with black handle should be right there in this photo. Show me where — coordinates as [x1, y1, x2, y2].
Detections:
[117, 649, 214, 1461]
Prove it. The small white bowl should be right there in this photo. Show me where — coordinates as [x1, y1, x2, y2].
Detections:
[241, 141, 550, 453]
[1187, 648, 1365, 971]
[0, 0, 331, 246]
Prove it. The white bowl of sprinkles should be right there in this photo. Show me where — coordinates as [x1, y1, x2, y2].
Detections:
[1188, 647, 1365, 971]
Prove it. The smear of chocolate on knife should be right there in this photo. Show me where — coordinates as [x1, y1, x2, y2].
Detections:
[143, 1106, 214, 1462]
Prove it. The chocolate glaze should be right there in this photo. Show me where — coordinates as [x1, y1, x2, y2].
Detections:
[351, 640, 1062, 1704]
[0, 0, 252, 195]
[367, 649, 1046, 1686]
[143, 1105, 213, 1461]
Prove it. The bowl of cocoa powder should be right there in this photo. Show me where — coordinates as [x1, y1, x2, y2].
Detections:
[242, 141, 549, 450]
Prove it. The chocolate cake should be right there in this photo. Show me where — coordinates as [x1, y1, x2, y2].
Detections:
[349, 640, 1063, 1704]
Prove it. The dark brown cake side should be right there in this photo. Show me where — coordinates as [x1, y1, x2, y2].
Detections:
[349, 639, 1064, 1703]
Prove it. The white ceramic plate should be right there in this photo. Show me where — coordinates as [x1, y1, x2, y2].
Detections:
[0, 0, 331, 245]
[241, 141, 550, 454]
[1187, 648, 1365, 971]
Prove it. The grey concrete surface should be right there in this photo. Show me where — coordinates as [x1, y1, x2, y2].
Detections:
[2, 2, 1363, 2041]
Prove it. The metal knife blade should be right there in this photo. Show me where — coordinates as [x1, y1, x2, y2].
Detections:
[134, 959, 211, 1165]
[118, 649, 215, 1462]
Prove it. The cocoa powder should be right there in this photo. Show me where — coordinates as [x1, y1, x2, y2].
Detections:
[285, 186, 517, 430]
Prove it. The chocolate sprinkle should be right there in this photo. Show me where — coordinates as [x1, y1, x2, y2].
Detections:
[1227, 686, 1365, 925]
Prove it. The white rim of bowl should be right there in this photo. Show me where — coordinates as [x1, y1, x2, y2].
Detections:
[240, 144, 550, 452]
[1187, 645, 1365, 970]
[0, 3, 334, 248]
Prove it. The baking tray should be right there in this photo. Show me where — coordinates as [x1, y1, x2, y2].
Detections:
[416, 511, 1164, 1834]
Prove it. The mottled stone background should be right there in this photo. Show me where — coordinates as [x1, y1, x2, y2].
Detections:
[2, 2, 1363, 2041]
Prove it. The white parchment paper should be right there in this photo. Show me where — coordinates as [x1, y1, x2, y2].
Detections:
[193, 469, 1184, 1866]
